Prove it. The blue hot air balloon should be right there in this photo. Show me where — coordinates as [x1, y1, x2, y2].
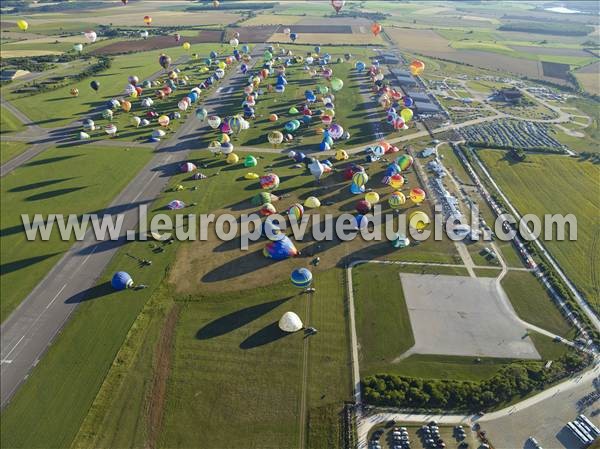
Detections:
[291, 268, 313, 288]
[111, 271, 133, 290]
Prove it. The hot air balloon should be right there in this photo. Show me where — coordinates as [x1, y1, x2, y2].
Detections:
[260, 173, 280, 190]
[159, 54, 171, 69]
[355, 61, 366, 72]
[288, 203, 304, 221]
[304, 196, 321, 208]
[229, 38, 239, 48]
[365, 192, 380, 204]
[263, 236, 298, 261]
[121, 0, 128, 4]
[16, 19, 28, 31]
[90, 80, 100, 91]
[83, 119, 95, 131]
[213, 0, 220, 6]
[243, 155, 258, 168]
[144, 15, 152, 25]
[308, 160, 325, 181]
[291, 268, 313, 288]
[388, 191, 406, 209]
[331, 0, 345, 13]
[409, 188, 426, 204]
[409, 210, 430, 232]
[352, 171, 369, 188]
[371, 22, 382, 36]
[409, 60, 425, 76]
[268, 131, 284, 146]
[290, 32, 298, 42]
[158, 115, 170, 127]
[330, 78, 344, 92]
[121, 100, 132, 112]
[84, 30, 97, 42]
[174, 33, 181, 42]
[226, 153, 239, 164]
[73, 43, 83, 52]
[269, 113, 279, 122]
[182, 42, 191, 50]
[260, 203, 277, 216]
[355, 200, 372, 214]
[79, 132, 90, 140]
[400, 108, 413, 123]
[196, 108, 208, 121]
[111, 271, 133, 290]
[70, 87, 79, 97]
[390, 174, 405, 189]
[131, 116, 141, 127]
[105, 124, 117, 136]
[397, 154, 414, 171]
[208, 115, 221, 129]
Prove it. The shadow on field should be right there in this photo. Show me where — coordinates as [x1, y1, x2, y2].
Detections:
[64, 282, 113, 304]
[196, 296, 293, 340]
[0, 253, 60, 275]
[239, 321, 290, 349]
[23, 154, 81, 167]
[25, 186, 86, 201]
[201, 249, 273, 282]
[8, 177, 77, 193]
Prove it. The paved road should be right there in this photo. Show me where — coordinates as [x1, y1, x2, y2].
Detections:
[0, 45, 265, 408]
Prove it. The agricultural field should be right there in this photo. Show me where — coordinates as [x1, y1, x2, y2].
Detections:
[575, 62, 600, 96]
[478, 150, 600, 313]
[0, 144, 154, 320]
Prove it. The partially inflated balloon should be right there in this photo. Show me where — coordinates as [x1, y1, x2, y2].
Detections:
[159, 54, 171, 69]
[390, 174, 405, 189]
[158, 115, 170, 127]
[352, 171, 369, 187]
[73, 43, 83, 52]
[208, 116, 221, 129]
[268, 131, 284, 145]
[182, 42, 191, 50]
[365, 192, 380, 204]
[260, 173, 280, 190]
[409, 210, 430, 231]
[400, 108, 413, 122]
[84, 30, 97, 42]
[397, 154, 414, 171]
[196, 108, 208, 121]
[121, 100, 131, 112]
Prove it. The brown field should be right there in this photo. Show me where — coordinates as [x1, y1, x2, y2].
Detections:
[242, 14, 302, 26]
[267, 32, 383, 45]
[575, 62, 600, 95]
[541, 60, 570, 80]
[90, 31, 223, 55]
[386, 27, 453, 53]
[226, 26, 278, 43]
[0, 49, 63, 57]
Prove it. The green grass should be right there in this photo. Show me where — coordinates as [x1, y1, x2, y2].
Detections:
[478, 149, 600, 313]
[501, 271, 574, 338]
[9, 44, 227, 131]
[159, 268, 350, 448]
[0, 144, 154, 320]
[529, 332, 572, 361]
[353, 263, 415, 377]
[0, 141, 29, 164]
[474, 267, 502, 277]
[0, 106, 25, 134]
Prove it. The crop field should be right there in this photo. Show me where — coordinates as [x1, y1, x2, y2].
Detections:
[478, 150, 600, 312]
[242, 14, 302, 26]
[226, 26, 278, 43]
[0, 144, 154, 320]
[8, 44, 227, 131]
[575, 62, 600, 96]
[268, 32, 384, 45]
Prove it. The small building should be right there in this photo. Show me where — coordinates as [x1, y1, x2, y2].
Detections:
[498, 87, 523, 103]
[421, 147, 436, 158]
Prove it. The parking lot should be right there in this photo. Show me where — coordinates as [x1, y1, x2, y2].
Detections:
[400, 273, 540, 360]
[368, 422, 480, 449]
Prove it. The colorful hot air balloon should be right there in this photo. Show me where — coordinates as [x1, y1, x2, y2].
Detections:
[390, 174, 405, 189]
[140, 30, 149, 39]
[388, 191, 406, 209]
[288, 203, 304, 221]
[397, 154, 414, 171]
[352, 171, 369, 187]
[70, 87, 79, 97]
[409, 187, 426, 204]
[16, 19, 28, 31]
[371, 22, 382, 36]
[144, 15, 152, 25]
[268, 131, 284, 145]
[291, 268, 313, 288]
[105, 124, 117, 136]
[263, 236, 298, 261]
[409, 60, 425, 76]
[260, 173, 280, 190]
[121, 100, 132, 112]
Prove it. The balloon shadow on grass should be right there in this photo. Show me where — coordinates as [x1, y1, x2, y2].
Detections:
[196, 296, 293, 340]
[239, 321, 290, 349]
[201, 249, 275, 282]
[0, 253, 60, 275]
[64, 282, 113, 304]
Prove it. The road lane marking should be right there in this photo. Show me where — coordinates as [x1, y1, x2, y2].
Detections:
[46, 283, 67, 309]
[132, 171, 159, 203]
[1, 335, 25, 361]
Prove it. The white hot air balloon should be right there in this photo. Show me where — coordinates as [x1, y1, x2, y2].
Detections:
[79, 131, 90, 140]
[130, 116, 141, 127]
[279, 312, 303, 332]
[208, 115, 221, 129]
[84, 30, 97, 43]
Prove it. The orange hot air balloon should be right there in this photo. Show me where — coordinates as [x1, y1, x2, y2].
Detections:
[143, 15, 152, 26]
[121, 100, 132, 112]
[410, 60, 425, 76]
[371, 22, 382, 36]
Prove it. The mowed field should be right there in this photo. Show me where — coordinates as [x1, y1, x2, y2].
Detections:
[575, 62, 600, 96]
[0, 144, 154, 320]
[478, 150, 600, 312]
[8, 44, 227, 131]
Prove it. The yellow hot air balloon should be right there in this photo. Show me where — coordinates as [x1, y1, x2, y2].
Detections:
[400, 108, 413, 122]
[304, 196, 321, 209]
[335, 149, 349, 161]
[388, 191, 406, 209]
[182, 42, 191, 50]
[226, 153, 239, 164]
[158, 115, 170, 127]
[409, 210, 430, 232]
[70, 87, 79, 97]
[365, 192, 380, 204]
[16, 19, 28, 31]
[409, 187, 426, 204]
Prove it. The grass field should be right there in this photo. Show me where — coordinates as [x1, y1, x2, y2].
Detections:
[0, 106, 25, 134]
[0, 141, 29, 164]
[478, 150, 600, 313]
[501, 271, 575, 338]
[9, 44, 227, 130]
[0, 144, 154, 320]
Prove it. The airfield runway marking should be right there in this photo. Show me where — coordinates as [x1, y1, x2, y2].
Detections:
[132, 171, 160, 203]
[46, 283, 67, 309]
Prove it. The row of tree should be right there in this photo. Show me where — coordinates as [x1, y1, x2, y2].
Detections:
[363, 352, 589, 412]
